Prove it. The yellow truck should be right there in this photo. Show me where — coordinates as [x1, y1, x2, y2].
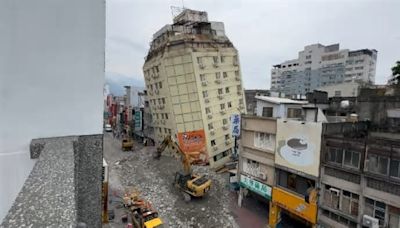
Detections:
[122, 138, 134, 151]
[123, 191, 164, 228]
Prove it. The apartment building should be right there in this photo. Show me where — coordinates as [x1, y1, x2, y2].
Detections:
[143, 9, 245, 167]
[319, 122, 400, 228]
[270, 43, 377, 96]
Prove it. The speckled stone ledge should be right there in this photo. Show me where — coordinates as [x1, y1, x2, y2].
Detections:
[1, 135, 103, 228]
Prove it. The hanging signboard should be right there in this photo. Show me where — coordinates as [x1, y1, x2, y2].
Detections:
[231, 114, 241, 137]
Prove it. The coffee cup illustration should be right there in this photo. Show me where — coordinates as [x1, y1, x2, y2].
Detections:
[279, 137, 314, 166]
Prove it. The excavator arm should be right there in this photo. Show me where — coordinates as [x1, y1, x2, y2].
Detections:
[154, 135, 201, 175]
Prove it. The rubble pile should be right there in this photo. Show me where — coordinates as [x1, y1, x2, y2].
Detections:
[112, 147, 239, 228]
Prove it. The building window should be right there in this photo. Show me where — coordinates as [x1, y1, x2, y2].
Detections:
[208, 123, 214, 130]
[220, 56, 225, 63]
[233, 55, 238, 65]
[342, 190, 359, 217]
[168, 129, 171, 135]
[343, 150, 360, 169]
[365, 198, 386, 226]
[223, 72, 228, 78]
[155, 66, 159, 73]
[220, 103, 225, 110]
[215, 72, 221, 79]
[164, 128, 168, 133]
[165, 113, 168, 119]
[239, 99, 243, 105]
[222, 118, 228, 125]
[321, 209, 357, 228]
[390, 159, 400, 178]
[202, 91, 208, 98]
[211, 139, 216, 146]
[368, 154, 389, 175]
[161, 113, 164, 119]
[287, 108, 302, 118]
[155, 83, 158, 89]
[156, 113, 159, 119]
[159, 82, 162, 89]
[162, 98, 166, 104]
[334, 90, 341, 97]
[197, 57, 202, 64]
[277, 169, 315, 196]
[225, 134, 230, 140]
[218, 88, 223, 95]
[200, 74, 206, 81]
[205, 107, 211, 114]
[225, 87, 230, 93]
[262, 107, 273, 117]
[235, 71, 239, 77]
[326, 147, 343, 165]
[227, 102, 232, 108]
[254, 132, 275, 151]
[237, 85, 242, 91]
[213, 56, 219, 64]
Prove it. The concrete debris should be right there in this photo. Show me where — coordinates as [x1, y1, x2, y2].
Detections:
[103, 134, 240, 228]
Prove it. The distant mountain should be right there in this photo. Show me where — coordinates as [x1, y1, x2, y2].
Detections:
[105, 72, 145, 96]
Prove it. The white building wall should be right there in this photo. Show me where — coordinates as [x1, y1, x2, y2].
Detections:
[0, 0, 104, 221]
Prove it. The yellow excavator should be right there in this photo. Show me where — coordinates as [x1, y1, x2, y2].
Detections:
[154, 135, 212, 202]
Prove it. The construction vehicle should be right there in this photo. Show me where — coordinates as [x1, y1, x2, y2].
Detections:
[154, 135, 211, 201]
[122, 138, 134, 151]
[122, 190, 164, 228]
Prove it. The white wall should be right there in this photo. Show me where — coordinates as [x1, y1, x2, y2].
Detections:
[0, 0, 105, 221]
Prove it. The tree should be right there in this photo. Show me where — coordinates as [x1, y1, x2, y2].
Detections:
[388, 61, 400, 85]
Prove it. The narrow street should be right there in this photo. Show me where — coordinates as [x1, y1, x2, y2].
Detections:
[102, 133, 268, 228]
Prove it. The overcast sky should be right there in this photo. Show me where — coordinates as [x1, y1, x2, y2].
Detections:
[106, 0, 400, 89]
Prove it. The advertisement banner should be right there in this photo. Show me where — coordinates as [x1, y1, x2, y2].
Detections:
[177, 130, 206, 153]
[134, 110, 142, 131]
[231, 114, 241, 137]
[275, 119, 322, 177]
[239, 174, 272, 199]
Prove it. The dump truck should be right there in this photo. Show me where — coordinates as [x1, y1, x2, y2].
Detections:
[154, 135, 211, 201]
[122, 190, 164, 228]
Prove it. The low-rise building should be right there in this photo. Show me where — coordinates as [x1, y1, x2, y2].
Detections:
[255, 96, 307, 118]
[244, 89, 270, 115]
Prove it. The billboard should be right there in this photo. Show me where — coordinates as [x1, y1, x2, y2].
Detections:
[134, 110, 142, 131]
[177, 130, 206, 153]
[275, 119, 322, 177]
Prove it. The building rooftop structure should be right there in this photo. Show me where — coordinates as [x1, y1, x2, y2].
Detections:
[255, 95, 308, 105]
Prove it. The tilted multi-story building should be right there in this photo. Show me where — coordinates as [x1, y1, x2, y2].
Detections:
[143, 9, 246, 167]
[270, 43, 377, 96]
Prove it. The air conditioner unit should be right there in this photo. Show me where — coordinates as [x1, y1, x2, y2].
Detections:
[218, 95, 224, 100]
[233, 62, 238, 66]
[205, 98, 210, 103]
[213, 146, 218, 151]
[362, 215, 379, 228]
[207, 114, 213, 119]
[225, 139, 231, 145]
[220, 110, 226, 115]
[201, 81, 208, 86]
[258, 173, 267, 180]
[237, 91, 243, 95]
[199, 63, 205, 69]
[210, 130, 215, 135]
[213, 63, 219, 68]
[329, 188, 340, 196]
[235, 76, 241, 81]
[215, 79, 222, 84]
[223, 125, 229, 130]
